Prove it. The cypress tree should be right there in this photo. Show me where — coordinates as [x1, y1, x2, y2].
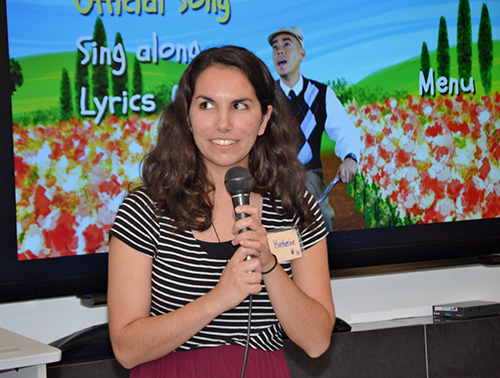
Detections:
[9, 57, 23, 95]
[75, 48, 89, 115]
[132, 57, 143, 96]
[420, 42, 431, 74]
[132, 57, 143, 114]
[91, 18, 109, 101]
[437, 16, 450, 81]
[112, 33, 128, 97]
[457, 0, 472, 82]
[60, 68, 73, 121]
[420, 42, 431, 96]
[112, 32, 128, 116]
[478, 3, 493, 94]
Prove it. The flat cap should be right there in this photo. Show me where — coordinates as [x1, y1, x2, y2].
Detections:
[268, 26, 304, 48]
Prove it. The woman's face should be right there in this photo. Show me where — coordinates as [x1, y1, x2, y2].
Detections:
[188, 64, 272, 173]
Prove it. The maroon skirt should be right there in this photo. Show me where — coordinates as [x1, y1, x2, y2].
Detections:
[130, 345, 291, 378]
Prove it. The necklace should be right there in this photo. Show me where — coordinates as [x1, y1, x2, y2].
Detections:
[212, 223, 221, 242]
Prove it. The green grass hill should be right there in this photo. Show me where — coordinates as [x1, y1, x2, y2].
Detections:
[11, 51, 187, 117]
[357, 40, 500, 96]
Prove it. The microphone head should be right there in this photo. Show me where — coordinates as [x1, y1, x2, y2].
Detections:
[224, 166, 252, 196]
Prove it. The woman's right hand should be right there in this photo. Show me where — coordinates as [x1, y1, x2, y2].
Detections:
[109, 237, 260, 369]
[212, 246, 262, 312]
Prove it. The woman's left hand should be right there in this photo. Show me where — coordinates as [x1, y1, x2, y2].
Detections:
[231, 204, 335, 358]
[230, 204, 276, 272]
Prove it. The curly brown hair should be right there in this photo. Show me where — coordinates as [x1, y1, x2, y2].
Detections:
[140, 45, 315, 232]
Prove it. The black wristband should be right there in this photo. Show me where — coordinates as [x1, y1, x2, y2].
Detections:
[262, 254, 278, 275]
[344, 153, 357, 164]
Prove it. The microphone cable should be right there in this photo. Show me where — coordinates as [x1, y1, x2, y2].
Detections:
[224, 166, 254, 378]
[240, 294, 253, 378]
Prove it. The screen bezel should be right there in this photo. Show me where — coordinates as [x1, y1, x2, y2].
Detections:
[326, 217, 500, 276]
[0, 0, 498, 304]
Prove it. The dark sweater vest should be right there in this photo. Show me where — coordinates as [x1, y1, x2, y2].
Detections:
[278, 77, 327, 171]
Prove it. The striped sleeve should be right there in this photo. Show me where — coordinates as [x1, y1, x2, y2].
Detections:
[299, 190, 329, 251]
[109, 188, 160, 258]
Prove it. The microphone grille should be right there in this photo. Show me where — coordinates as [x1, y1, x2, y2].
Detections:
[224, 166, 252, 196]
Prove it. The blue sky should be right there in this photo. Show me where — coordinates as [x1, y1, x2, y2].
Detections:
[5, 0, 500, 83]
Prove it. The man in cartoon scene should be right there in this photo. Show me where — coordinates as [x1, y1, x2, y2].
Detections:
[268, 26, 361, 232]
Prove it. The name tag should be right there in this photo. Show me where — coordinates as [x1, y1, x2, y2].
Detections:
[267, 228, 304, 263]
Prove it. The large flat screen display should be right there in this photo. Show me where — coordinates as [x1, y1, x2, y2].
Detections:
[1, 0, 499, 302]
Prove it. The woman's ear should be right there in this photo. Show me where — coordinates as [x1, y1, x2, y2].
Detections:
[258, 105, 273, 136]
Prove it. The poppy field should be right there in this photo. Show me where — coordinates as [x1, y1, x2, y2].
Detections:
[12, 93, 500, 259]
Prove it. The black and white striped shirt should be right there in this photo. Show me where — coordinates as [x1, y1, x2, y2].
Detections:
[110, 187, 328, 352]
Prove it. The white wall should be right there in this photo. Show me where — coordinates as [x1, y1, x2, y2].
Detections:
[1, 264, 499, 344]
[332, 264, 500, 324]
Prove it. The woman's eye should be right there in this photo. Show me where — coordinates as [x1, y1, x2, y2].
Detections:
[200, 101, 214, 110]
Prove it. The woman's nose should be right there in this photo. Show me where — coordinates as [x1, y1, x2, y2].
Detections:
[216, 109, 232, 132]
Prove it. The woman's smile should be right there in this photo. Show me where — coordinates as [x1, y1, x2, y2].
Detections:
[210, 138, 238, 147]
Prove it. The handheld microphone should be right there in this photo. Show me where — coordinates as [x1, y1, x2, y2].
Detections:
[225, 166, 254, 378]
[224, 166, 252, 233]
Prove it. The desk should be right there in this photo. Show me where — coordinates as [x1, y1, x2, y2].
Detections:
[0, 328, 61, 378]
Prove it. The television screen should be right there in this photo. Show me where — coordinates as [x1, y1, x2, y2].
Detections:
[1, 0, 499, 302]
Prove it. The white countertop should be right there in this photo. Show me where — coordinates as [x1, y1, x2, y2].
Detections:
[0, 328, 61, 371]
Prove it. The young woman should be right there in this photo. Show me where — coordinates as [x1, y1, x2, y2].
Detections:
[108, 45, 335, 377]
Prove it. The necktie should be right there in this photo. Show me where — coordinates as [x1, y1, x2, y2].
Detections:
[288, 90, 300, 117]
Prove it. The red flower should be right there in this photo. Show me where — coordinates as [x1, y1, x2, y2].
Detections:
[423, 206, 439, 223]
[83, 224, 104, 254]
[100, 132, 111, 142]
[447, 179, 463, 198]
[72, 140, 87, 161]
[107, 140, 123, 157]
[478, 158, 491, 180]
[49, 141, 64, 160]
[395, 148, 411, 165]
[462, 179, 485, 213]
[483, 191, 500, 219]
[106, 114, 120, 125]
[491, 144, 500, 162]
[397, 177, 410, 195]
[43, 210, 78, 256]
[474, 145, 483, 161]
[421, 174, 445, 199]
[18, 250, 38, 261]
[444, 98, 453, 110]
[377, 145, 392, 162]
[14, 155, 30, 188]
[434, 146, 449, 161]
[425, 122, 444, 137]
[34, 185, 51, 220]
[98, 175, 122, 196]
[364, 133, 376, 147]
[365, 154, 375, 171]
[403, 122, 415, 134]
[93, 151, 105, 165]
[384, 98, 393, 110]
